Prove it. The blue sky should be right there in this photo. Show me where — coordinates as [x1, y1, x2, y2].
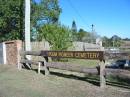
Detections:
[35, 0, 130, 38]
[59, 0, 130, 38]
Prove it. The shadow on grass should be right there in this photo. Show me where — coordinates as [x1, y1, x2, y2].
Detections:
[50, 71, 130, 89]
[31, 68, 45, 74]
[24, 68, 130, 89]
[106, 75, 130, 89]
[51, 71, 100, 86]
[29, 68, 100, 86]
[106, 81, 130, 89]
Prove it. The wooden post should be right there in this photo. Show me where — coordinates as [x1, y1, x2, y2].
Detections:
[18, 63, 22, 70]
[44, 59, 50, 76]
[100, 60, 106, 88]
[17, 50, 21, 70]
[38, 62, 41, 74]
[17, 40, 22, 70]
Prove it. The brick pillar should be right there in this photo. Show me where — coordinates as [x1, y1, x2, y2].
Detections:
[5, 40, 22, 65]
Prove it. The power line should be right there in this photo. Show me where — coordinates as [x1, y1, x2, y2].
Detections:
[66, 0, 90, 29]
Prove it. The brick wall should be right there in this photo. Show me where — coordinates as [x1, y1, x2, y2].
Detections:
[5, 40, 22, 65]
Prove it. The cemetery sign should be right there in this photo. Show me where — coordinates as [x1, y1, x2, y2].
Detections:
[41, 51, 104, 60]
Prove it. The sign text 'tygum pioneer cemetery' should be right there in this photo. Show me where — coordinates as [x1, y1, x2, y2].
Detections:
[41, 51, 104, 60]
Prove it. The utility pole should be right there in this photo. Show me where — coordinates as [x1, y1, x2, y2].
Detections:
[25, 0, 31, 59]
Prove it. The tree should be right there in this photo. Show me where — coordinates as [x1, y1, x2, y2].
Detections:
[111, 35, 122, 47]
[71, 20, 77, 41]
[38, 24, 72, 50]
[0, 0, 24, 41]
[102, 36, 112, 47]
[0, 0, 61, 42]
[102, 35, 123, 47]
[77, 28, 90, 42]
[31, 0, 61, 28]
[71, 20, 77, 32]
[123, 38, 130, 41]
[31, 0, 61, 41]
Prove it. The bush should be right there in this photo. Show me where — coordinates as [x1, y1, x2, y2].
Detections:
[38, 24, 72, 51]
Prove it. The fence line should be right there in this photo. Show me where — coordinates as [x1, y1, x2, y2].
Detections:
[22, 41, 104, 51]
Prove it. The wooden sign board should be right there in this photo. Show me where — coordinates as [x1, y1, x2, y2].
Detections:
[41, 51, 104, 60]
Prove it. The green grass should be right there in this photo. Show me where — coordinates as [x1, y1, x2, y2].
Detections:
[0, 65, 130, 97]
[52, 58, 99, 68]
[67, 59, 99, 67]
[106, 75, 130, 89]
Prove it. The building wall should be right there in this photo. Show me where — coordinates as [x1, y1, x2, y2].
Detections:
[5, 40, 22, 65]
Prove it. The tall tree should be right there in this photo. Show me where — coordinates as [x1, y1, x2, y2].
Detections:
[31, 0, 61, 41]
[71, 20, 77, 32]
[77, 28, 90, 42]
[102, 36, 112, 47]
[31, 0, 61, 28]
[111, 35, 122, 47]
[102, 35, 123, 47]
[0, 0, 24, 41]
[0, 0, 61, 42]
[71, 20, 77, 41]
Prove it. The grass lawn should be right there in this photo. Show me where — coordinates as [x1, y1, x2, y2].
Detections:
[51, 59, 99, 68]
[67, 59, 99, 67]
[0, 64, 130, 97]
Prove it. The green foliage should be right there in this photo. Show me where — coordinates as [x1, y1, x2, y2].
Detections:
[0, 0, 24, 42]
[71, 20, 77, 32]
[72, 28, 91, 42]
[71, 20, 77, 41]
[111, 35, 123, 47]
[102, 36, 111, 47]
[31, 0, 61, 28]
[38, 24, 72, 50]
[71, 26, 98, 42]
[0, 0, 61, 42]
[31, 0, 62, 41]
[102, 35, 123, 47]
[77, 28, 91, 42]
[77, 31, 86, 41]
[71, 31, 78, 41]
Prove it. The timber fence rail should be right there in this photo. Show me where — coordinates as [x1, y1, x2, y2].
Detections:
[19, 50, 130, 88]
[18, 50, 130, 88]
[19, 50, 106, 88]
